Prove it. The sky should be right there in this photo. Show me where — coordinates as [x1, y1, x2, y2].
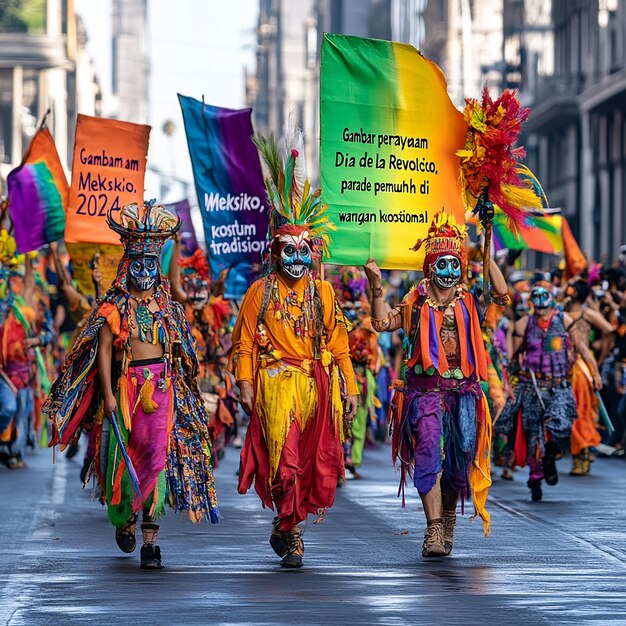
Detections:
[74, 0, 258, 199]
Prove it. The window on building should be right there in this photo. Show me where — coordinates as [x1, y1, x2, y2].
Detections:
[0, 69, 12, 163]
[22, 68, 39, 142]
[304, 19, 316, 69]
[0, 0, 47, 33]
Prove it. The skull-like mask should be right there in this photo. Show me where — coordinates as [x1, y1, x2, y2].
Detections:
[277, 232, 312, 281]
[431, 254, 461, 289]
[129, 257, 158, 292]
[184, 276, 209, 310]
[530, 286, 553, 313]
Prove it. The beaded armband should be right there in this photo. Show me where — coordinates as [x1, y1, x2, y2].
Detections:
[371, 316, 390, 331]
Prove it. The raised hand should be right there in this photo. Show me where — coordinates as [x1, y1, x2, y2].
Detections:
[363, 257, 382, 289]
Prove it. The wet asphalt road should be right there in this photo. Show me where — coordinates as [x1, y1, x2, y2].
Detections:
[1, 442, 625, 626]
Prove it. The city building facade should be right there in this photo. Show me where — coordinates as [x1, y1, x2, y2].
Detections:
[523, 0, 626, 261]
[111, 0, 149, 124]
[0, 0, 100, 179]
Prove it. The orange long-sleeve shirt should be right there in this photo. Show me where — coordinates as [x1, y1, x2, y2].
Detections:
[233, 275, 358, 396]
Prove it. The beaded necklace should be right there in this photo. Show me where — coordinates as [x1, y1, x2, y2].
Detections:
[129, 292, 161, 344]
[271, 275, 315, 339]
[424, 280, 464, 311]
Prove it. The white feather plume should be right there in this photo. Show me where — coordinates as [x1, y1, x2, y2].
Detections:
[281, 111, 307, 202]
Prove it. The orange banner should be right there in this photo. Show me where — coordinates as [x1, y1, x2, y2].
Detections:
[562, 216, 587, 278]
[66, 114, 151, 246]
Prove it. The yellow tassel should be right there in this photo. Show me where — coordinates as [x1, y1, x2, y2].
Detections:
[139, 378, 159, 414]
[120, 375, 133, 431]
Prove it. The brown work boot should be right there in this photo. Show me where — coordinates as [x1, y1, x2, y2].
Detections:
[269, 517, 289, 557]
[280, 525, 304, 568]
[442, 509, 456, 556]
[580, 448, 591, 475]
[422, 518, 446, 558]
[570, 454, 583, 476]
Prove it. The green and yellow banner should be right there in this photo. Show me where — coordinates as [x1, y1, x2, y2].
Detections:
[320, 33, 467, 269]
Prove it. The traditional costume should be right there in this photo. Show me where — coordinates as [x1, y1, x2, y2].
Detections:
[44, 202, 218, 569]
[229, 129, 357, 568]
[178, 249, 235, 462]
[496, 281, 577, 501]
[371, 213, 498, 557]
[334, 267, 379, 478]
[0, 236, 53, 470]
[565, 280, 610, 475]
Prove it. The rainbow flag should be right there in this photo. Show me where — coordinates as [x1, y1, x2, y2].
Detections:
[320, 34, 467, 269]
[493, 212, 563, 255]
[7, 127, 68, 253]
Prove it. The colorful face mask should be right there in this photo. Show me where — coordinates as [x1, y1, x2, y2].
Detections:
[184, 277, 209, 309]
[278, 233, 312, 281]
[531, 287, 553, 311]
[515, 292, 530, 316]
[431, 254, 461, 289]
[129, 257, 158, 292]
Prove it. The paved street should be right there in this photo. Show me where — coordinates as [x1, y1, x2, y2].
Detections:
[1, 442, 625, 626]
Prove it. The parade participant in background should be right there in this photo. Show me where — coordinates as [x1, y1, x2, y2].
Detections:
[230, 128, 358, 569]
[44, 202, 218, 570]
[565, 279, 614, 475]
[0, 248, 53, 470]
[333, 267, 380, 480]
[48, 242, 104, 348]
[365, 212, 509, 558]
[466, 258, 508, 423]
[169, 238, 235, 462]
[496, 280, 601, 501]
[48, 242, 103, 476]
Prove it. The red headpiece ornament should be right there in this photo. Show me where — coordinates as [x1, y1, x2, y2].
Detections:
[412, 211, 467, 278]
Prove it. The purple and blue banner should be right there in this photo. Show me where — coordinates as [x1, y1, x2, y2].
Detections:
[178, 95, 269, 299]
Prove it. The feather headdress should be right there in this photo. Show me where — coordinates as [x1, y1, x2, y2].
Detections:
[456, 87, 544, 232]
[107, 201, 181, 258]
[253, 116, 335, 272]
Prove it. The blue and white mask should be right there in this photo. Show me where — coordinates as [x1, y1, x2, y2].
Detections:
[531, 286, 553, 312]
[431, 254, 461, 289]
[129, 257, 158, 292]
[278, 233, 312, 281]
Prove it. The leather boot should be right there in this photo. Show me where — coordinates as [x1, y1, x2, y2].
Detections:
[570, 454, 584, 476]
[115, 513, 137, 553]
[269, 517, 289, 558]
[280, 525, 304, 568]
[580, 448, 591, 475]
[442, 509, 456, 556]
[422, 518, 446, 558]
[140, 522, 164, 570]
[527, 478, 542, 501]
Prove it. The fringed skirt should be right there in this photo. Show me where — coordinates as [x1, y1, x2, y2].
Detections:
[101, 360, 219, 527]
